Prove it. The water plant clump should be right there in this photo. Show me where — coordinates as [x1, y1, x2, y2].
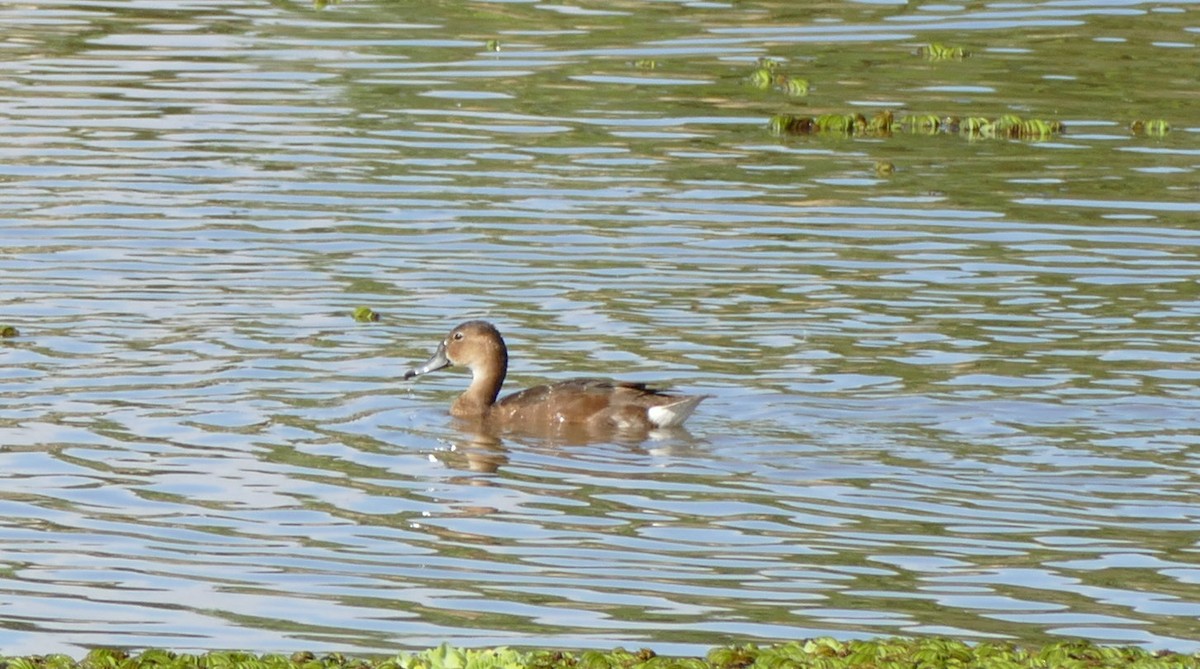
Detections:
[747, 67, 773, 89]
[777, 75, 809, 97]
[353, 306, 381, 322]
[745, 57, 809, 97]
[769, 110, 1066, 140]
[5, 639, 1198, 669]
[1130, 119, 1171, 136]
[917, 42, 968, 59]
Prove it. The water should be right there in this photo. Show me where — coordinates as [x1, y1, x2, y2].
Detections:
[2, 0, 1199, 657]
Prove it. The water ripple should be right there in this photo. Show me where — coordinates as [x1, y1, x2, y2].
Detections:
[2, 0, 1199, 657]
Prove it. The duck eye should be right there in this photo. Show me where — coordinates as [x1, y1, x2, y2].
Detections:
[453, 332, 464, 340]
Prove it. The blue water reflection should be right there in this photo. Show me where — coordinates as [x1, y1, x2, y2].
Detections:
[2, 0, 1199, 657]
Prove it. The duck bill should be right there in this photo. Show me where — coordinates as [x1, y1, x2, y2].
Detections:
[403, 341, 451, 380]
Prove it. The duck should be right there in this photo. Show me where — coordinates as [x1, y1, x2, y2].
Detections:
[403, 320, 708, 431]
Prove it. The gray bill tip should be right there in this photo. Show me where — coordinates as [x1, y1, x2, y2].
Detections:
[403, 341, 451, 381]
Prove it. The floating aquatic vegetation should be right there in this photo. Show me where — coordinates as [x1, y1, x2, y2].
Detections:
[768, 114, 813, 135]
[352, 306, 380, 323]
[995, 113, 1023, 135]
[747, 67, 773, 89]
[960, 116, 992, 135]
[1130, 119, 1171, 136]
[484, 39, 501, 52]
[770, 113, 873, 135]
[1, 639, 1196, 669]
[815, 113, 866, 134]
[904, 114, 942, 134]
[631, 59, 658, 69]
[776, 75, 809, 97]
[394, 644, 527, 669]
[962, 114, 1066, 139]
[867, 110, 896, 134]
[875, 161, 896, 176]
[745, 58, 806, 96]
[769, 110, 1065, 141]
[918, 42, 968, 60]
[0, 325, 17, 338]
[1017, 118, 1063, 139]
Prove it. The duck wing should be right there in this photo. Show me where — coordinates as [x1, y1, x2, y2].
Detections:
[493, 377, 705, 428]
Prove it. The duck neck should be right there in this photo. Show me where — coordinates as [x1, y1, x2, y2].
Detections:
[451, 352, 507, 418]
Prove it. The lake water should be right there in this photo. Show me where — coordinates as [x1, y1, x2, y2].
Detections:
[1, 0, 1198, 658]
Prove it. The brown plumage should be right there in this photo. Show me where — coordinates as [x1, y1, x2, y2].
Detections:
[404, 321, 708, 432]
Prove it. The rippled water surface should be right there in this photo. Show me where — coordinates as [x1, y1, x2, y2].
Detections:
[2, 0, 1199, 657]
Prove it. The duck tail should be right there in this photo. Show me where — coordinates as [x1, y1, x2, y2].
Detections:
[647, 395, 709, 428]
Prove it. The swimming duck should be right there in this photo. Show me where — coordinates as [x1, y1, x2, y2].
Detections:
[404, 320, 708, 431]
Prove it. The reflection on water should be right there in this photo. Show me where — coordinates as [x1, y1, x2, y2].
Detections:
[2, 0, 1199, 658]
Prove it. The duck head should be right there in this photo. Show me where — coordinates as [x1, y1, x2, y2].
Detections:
[404, 321, 509, 408]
